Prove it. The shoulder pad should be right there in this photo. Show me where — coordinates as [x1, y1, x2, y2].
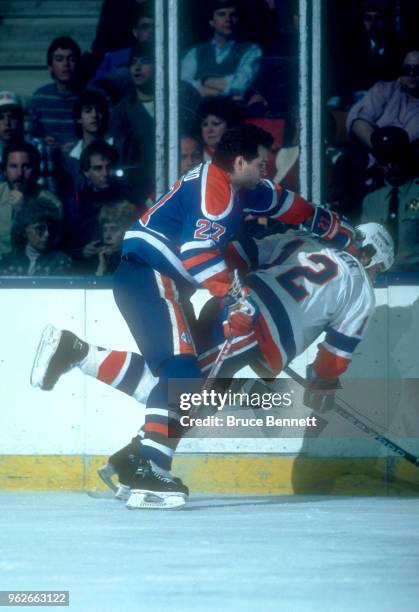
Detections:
[200, 164, 234, 220]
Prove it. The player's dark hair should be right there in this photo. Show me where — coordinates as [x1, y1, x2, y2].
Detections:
[73, 91, 109, 137]
[47, 36, 81, 66]
[212, 124, 273, 172]
[80, 141, 118, 172]
[1, 141, 41, 173]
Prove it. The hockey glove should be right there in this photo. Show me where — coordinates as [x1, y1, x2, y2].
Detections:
[222, 285, 259, 339]
[302, 364, 341, 414]
[306, 206, 357, 250]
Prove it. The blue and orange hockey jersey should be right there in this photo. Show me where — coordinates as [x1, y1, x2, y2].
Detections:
[123, 162, 313, 297]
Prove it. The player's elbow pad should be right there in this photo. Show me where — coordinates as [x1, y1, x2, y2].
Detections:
[306, 206, 356, 250]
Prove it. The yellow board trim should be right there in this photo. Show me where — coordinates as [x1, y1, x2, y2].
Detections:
[0, 455, 418, 495]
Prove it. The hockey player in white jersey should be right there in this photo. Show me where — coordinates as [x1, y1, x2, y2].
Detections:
[223, 223, 389, 380]
[30, 222, 394, 507]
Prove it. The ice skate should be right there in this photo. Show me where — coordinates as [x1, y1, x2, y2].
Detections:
[97, 437, 143, 500]
[98, 457, 188, 503]
[126, 458, 188, 510]
[31, 325, 88, 390]
[97, 462, 131, 500]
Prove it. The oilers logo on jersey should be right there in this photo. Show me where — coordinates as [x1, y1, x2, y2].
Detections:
[181, 330, 192, 345]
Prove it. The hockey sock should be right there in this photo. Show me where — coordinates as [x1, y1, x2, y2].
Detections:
[140, 355, 202, 471]
[79, 347, 158, 401]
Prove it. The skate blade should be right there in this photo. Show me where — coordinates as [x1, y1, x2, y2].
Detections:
[97, 464, 118, 493]
[30, 324, 61, 389]
[126, 490, 186, 510]
[114, 484, 131, 501]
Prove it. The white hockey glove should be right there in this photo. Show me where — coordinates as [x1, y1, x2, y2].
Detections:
[303, 364, 341, 413]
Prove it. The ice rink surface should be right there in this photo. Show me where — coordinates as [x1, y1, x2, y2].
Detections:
[0, 493, 418, 612]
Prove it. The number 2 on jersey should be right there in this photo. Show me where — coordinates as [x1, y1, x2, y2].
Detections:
[277, 253, 338, 302]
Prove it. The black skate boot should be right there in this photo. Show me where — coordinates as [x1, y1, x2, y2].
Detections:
[126, 457, 189, 510]
[97, 437, 142, 500]
[31, 325, 89, 391]
[98, 436, 189, 501]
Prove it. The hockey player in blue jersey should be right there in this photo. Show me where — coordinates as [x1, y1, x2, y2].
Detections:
[31, 124, 358, 509]
[31, 223, 393, 507]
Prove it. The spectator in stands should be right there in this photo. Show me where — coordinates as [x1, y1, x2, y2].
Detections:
[360, 127, 419, 270]
[323, 110, 369, 220]
[0, 91, 63, 196]
[58, 91, 114, 208]
[221, 1, 297, 114]
[234, 0, 279, 51]
[180, 134, 203, 174]
[69, 91, 113, 161]
[265, 2, 299, 57]
[80, 141, 121, 195]
[197, 97, 242, 161]
[91, 2, 153, 103]
[110, 42, 154, 177]
[0, 92, 24, 162]
[346, 49, 419, 152]
[66, 141, 127, 260]
[78, 199, 137, 275]
[0, 143, 62, 257]
[29, 36, 82, 151]
[91, 0, 150, 66]
[181, 0, 262, 102]
[328, 0, 404, 109]
[0, 197, 72, 276]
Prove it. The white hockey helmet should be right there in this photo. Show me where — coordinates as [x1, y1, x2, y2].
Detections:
[356, 222, 394, 271]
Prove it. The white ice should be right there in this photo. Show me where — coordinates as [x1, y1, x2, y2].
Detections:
[0, 493, 418, 612]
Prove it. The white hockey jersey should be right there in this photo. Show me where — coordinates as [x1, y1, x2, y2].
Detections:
[227, 232, 376, 378]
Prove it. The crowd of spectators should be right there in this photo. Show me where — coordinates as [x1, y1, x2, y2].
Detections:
[0, 0, 418, 277]
[335, 45, 419, 270]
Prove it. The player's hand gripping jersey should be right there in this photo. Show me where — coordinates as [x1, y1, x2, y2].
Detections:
[122, 162, 355, 298]
[227, 231, 376, 379]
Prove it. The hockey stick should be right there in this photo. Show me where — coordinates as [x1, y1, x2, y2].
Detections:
[192, 269, 252, 417]
[205, 337, 233, 382]
[284, 366, 419, 468]
[202, 269, 247, 383]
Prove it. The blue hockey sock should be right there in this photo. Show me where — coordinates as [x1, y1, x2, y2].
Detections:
[140, 355, 202, 471]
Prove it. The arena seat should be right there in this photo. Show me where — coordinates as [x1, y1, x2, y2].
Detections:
[245, 117, 285, 149]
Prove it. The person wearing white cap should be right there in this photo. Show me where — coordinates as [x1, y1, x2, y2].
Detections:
[0, 91, 24, 164]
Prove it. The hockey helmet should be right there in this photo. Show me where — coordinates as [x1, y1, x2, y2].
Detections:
[356, 222, 394, 271]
